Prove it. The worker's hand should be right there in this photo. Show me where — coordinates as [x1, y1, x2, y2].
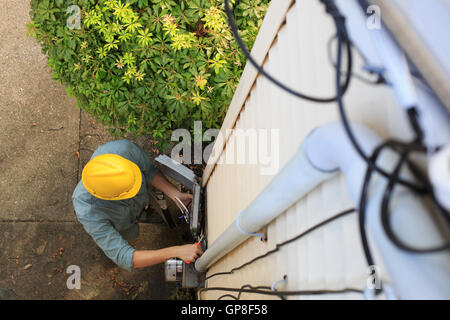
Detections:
[152, 173, 192, 210]
[173, 191, 193, 211]
[176, 243, 203, 264]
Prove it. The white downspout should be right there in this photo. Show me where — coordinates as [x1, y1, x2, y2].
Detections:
[195, 142, 336, 271]
[195, 121, 450, 299]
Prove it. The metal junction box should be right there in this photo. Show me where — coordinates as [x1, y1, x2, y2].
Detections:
[154, 155, 202, 239]
[156, 155, 206, 288]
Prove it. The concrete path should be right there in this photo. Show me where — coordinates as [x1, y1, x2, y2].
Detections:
[0, 0, 188, 299]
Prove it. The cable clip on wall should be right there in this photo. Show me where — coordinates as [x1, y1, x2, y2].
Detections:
[271, 275, 288, 292]
[236, 211, 267, 242]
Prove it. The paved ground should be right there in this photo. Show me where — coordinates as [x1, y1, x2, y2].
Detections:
[0, 0, 191, 300]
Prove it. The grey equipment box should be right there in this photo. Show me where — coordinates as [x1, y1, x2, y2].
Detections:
[154, 155, 202, 238]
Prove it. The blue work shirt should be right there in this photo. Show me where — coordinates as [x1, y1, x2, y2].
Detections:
[72, 140, 159, 271]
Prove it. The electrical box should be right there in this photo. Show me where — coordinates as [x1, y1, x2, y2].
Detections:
[154, 155, 202, 238]
[156, 155, 206, 288]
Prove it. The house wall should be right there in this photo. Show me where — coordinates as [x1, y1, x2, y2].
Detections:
[201, 0, 413, 300]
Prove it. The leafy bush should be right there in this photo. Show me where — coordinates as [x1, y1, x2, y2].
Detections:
[28, 0, 269, 147]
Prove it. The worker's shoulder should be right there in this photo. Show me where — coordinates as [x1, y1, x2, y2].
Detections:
[95, 139, 141, 154]
[72, 181, 124, 219]
[93, 139, 146, 160]
[72, 180, 97, 212]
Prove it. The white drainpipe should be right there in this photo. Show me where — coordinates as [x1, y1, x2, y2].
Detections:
[195, 121, 450, 299]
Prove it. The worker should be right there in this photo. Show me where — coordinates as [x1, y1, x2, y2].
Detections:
[72, 139, 203, 272]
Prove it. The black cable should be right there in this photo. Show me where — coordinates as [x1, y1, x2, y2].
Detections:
[200, 286, 364, 300]
[358, 141, 393, 268]
[380, 146, 450, 253]
[222, 0, 442, 265]
[326, 0, 427, 194]
[206, 208, 356, 281]
[223, 0, 353, 103]
[357, 139, 408, 296]
[329, 0, 448, 216]
[316, 1, 447, 265]
[359, 138, 449, 274]
[224, 0, 426, 193]
[357, 140, 412, 297]
[403, 156, 450, 226]
[217, 294, 239, 300]
[217, 284, 279, 300]
[357, 103, 448, 260]
[213, 0, 450, 300]
[357, 139, 422, 268]
[359, 139, 424, 265]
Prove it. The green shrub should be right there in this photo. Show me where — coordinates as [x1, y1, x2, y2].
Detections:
[28, 0, 269, 147]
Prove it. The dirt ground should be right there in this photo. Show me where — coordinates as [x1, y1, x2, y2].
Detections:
[0, 0, 191, 300]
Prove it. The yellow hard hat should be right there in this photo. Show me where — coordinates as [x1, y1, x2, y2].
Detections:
[82, 154, 142, 200]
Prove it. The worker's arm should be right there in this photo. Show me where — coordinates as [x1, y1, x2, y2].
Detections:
[76, 207, 202, 270]
[124, 141, 192, 207]
[75, 215, 136, 272]
[151, 171, 193, 208]
[132, 244, 203, 269]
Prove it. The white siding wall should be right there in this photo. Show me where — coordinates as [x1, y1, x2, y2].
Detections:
[201, 0, 412, 300]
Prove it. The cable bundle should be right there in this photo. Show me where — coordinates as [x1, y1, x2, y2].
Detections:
[200, 0, 450, 300]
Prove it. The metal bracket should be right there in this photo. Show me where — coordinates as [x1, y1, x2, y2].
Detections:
[182, 262, 205, 288]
